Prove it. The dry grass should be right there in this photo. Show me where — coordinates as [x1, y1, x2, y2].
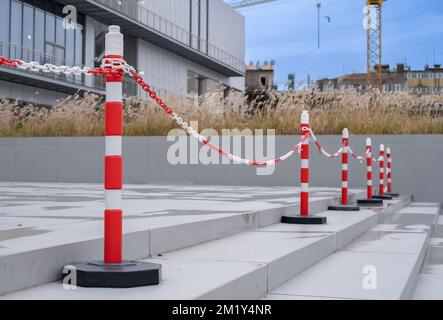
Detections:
[0, 90, 442, 137]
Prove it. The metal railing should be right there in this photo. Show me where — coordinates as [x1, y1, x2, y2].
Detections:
[93, 0, 245, 73]
[0, 41, 138, 96]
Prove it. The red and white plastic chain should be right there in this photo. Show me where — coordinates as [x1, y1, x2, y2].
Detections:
[348, 146, 371, 162]
[0, 55, 309, 167]
[0, 55, 126, 77]
[372, 155, 383, 163]
[307, 128, 343, 158]
[130, 68, 309, 166]
[348, 146, 382, 164]
[0, 57, 22, 68]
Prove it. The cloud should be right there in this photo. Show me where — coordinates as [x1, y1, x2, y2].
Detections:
[239, 0, 443, 82]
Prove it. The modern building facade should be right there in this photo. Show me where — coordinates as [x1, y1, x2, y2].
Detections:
[317, 64, 408, 93]
[0, 0, 245, 105]
[407, 64, 443, 95]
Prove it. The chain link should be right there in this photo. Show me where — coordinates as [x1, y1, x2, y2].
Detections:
[308, 128, 343, 158]
[348, 146, 371, 163]
[16, 60, 94, 76]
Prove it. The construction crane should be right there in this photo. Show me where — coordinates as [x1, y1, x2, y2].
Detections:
[228, 0, 281, 9]
[366, 0, 385, 89]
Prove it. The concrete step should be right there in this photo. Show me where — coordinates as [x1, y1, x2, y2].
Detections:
[265, 202, 440, 300]
[0, 183, 363, 296]
[412, 209, 443, 300]
[0, 195, 412, 299]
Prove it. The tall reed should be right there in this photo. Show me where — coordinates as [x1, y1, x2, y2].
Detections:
[0, 90, 442, 137]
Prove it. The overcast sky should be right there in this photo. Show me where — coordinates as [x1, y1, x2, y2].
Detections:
[232, 0, 443, 87]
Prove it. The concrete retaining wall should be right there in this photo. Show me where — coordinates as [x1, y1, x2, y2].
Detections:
[0, 135, 442, 202]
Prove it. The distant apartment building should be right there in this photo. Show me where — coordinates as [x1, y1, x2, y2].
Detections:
[0, 0, 245, 105]
[317, 64, 408, 93]
[407, 64, 443, 95]
[245, 61, 276, 93]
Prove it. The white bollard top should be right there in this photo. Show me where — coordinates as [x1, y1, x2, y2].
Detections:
[301, 110, 310, 125]
[342, 128, 349, 139]
[105, 25, 124, 57]
[366, 137, 372, 146]
[386, 147, 391, 154]
[380, 144, 385, 152]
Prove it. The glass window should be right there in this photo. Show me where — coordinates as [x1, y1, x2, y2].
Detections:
[23, 4, 34, 52]
[0, 0, 10, 44]
[11, 0, 23, 46]
[56, 17, 65, 46]
[75, 26, 83, 65]
[0, 0, 85, 75]
[46, 13, 55, 44]
[66, 29, 75, 66]
[45, 43, 55, 63]
[55, 46, 65, 65]
[34, 8, 45, 62]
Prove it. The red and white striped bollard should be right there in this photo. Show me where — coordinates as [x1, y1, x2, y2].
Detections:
[379, 144, 385, 197]
[300, 110, 310, 216]
[387, 147, 392, 193]
[282, 110, 327, 224]
[366, 138, 373, 200]
[341, 128, 349, 205]
[104, 26, 124, 264]
[383, 147, 399, 198]
[63, 26, 161, 288]
[328, 128, 359, 211]
[357, 138, 384, 206]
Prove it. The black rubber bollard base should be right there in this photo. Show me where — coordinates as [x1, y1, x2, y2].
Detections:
[328, 204, 360, 212]
[373, 195, 393, 200]
[357, 198, 384, 207]
[384, 192, 400, 198]
[63, 261, 162, 288]
[281, 215, 327, 225]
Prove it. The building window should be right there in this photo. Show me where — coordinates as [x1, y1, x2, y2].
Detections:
[10, 1, 22, 47]
[34, 8, 45, 60]
[23, 4, 34, 51]
[260, 76, 267, 87]
[0, 1, 9, 44]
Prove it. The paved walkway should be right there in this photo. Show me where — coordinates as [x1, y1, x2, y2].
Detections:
[0, 182, 355, 252]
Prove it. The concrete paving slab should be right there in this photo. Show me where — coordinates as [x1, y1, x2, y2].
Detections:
[343, 231, 429, 255]
[409, 202, 440, 208]
[270, 203, 434, 300]
[263, 294, 350, 300]
[371, 203, 440, 234]
[413, 274, 443, 300]
[429, 237, 443, 246]
[411, 205, 443, 300]
[270, 251, 424, 300]
[158, 231, 335, 291]
[1, 198, 411, 300]
[1, 258, 267, 300]
[0, 182, 362, 296]
[255, 210, 378, 249]
[422, 244, 443, 275]
[0, 189, 415, 300]
[396, 206, 441, 215]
